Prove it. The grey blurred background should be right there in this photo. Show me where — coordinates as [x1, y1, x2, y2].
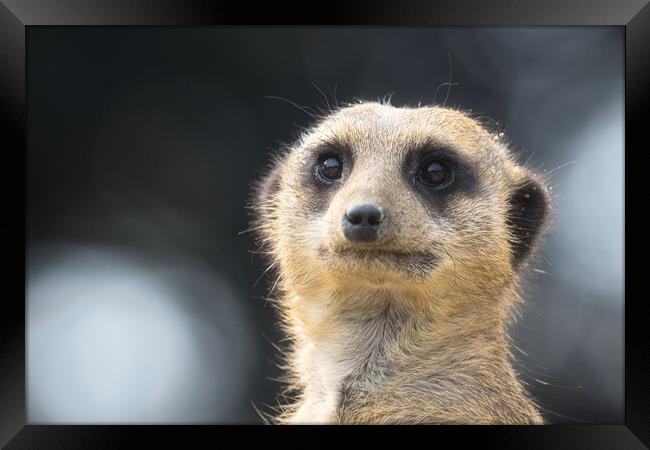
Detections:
[26, 27, 623, 424]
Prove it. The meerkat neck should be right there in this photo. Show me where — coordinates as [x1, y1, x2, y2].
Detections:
[286, 288, 514, 423]
[291, 286, 509, 348]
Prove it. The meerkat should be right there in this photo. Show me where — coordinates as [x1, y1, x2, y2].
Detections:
[251, 100, 550, 424]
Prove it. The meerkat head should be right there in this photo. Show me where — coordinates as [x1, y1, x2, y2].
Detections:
[253, 102, 549, 313]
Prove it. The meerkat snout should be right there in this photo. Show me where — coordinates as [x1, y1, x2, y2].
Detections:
[342, 203, 387, 242]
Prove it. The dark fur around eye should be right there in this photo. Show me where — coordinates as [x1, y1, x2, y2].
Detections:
[296, 143, 352, 213]
[306, 142, 352, 186]
[405, 146, 478, 210]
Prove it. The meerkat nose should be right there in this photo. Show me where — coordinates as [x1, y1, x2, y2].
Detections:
[342, 203, 387, 242]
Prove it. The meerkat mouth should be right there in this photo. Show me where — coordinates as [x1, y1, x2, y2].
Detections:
[323, 246, 440, 278]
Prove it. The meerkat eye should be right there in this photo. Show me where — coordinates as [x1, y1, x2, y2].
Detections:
[418, 159, 454, 188]
[315, 155, 343, 181]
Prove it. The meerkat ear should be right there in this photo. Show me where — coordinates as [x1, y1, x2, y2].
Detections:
[506, 171, 550, 268]
[254, 155, 285, 209]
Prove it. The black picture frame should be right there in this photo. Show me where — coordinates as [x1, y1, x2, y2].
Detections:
[2, 1, 647, 448]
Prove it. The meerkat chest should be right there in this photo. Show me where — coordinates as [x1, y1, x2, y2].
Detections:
[291, 342, 357, 423]
[291, 321, 398, 423]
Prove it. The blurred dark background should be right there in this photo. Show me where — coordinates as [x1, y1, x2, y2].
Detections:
[26, 27, 623, 424]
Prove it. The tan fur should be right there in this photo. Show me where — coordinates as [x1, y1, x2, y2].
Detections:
[251, 101, 550, 424]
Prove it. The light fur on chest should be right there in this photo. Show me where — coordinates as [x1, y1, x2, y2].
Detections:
[286, 295, 410, 423]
